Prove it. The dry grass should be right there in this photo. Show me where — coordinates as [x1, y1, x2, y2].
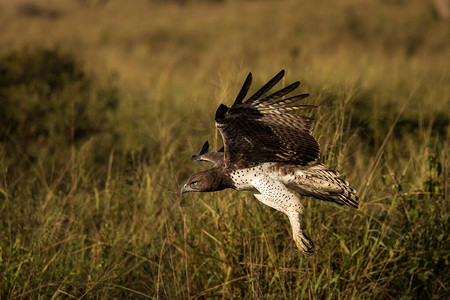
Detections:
[0, 0, 449, 299]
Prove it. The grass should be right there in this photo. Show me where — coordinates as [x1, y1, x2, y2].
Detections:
[0, 0, 449, 298]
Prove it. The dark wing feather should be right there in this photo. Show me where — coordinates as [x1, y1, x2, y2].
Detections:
[232, 73, 252, 107]
[246, 70, 285, 104]
[215, 71, 320, 168]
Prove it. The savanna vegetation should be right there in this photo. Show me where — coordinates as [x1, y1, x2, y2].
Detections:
[0, 0, 449, 298]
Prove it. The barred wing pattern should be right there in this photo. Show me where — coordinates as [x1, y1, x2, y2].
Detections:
[215, 70, 320, 169]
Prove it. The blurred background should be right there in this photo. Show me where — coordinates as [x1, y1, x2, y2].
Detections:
[0, 0, 449, 298]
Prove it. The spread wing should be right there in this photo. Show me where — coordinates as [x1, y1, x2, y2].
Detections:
[215, 70, 320, 169]
[191, 141, 224, 166]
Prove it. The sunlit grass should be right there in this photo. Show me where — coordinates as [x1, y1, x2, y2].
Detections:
[0, 0, 449, 299]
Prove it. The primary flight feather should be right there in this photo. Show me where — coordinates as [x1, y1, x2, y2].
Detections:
[181, 70, 359, 255]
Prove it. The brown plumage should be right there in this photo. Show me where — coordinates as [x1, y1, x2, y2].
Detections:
[182, 70, 359, 255]
[215, 71, 319, 168]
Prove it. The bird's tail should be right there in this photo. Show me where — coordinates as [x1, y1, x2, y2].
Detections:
[292, 164, 359, 208]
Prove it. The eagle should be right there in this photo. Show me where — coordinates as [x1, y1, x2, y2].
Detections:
[181, 70, 359, 255]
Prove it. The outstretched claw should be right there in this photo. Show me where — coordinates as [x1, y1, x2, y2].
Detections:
[286, 211, 314, 255]
[296, 231, 315, 255]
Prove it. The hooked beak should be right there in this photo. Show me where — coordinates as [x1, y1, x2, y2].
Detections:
[181, 185, 187, 195]
[180, 184, 192, 207]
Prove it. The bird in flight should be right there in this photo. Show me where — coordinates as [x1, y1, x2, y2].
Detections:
[181, 70, 359, 255]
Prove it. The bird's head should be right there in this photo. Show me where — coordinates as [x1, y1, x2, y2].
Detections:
[181, 169, 224, 195]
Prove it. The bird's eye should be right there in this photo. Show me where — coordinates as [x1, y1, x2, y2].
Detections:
[191, 181, 199, 187]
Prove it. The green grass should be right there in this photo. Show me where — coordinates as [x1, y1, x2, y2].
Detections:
[0, 0, 449, 299]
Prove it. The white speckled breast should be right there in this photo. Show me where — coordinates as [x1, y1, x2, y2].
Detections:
[229, 163, 277, 191]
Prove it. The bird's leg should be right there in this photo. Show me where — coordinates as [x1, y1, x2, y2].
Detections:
[288, 211, 314, 255]
[252, 177, 315, 256]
